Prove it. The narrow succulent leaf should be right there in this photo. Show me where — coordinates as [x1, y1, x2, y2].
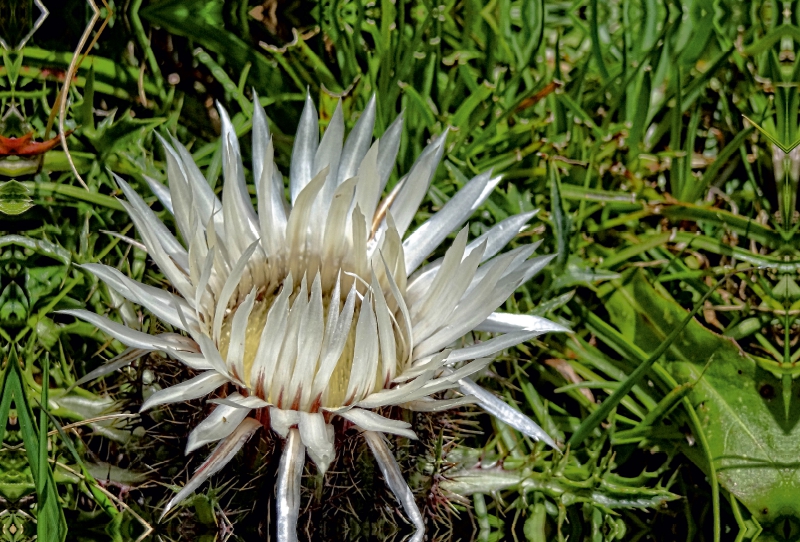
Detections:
[568, 277, 722, 448]
[548, 161, 570, 268]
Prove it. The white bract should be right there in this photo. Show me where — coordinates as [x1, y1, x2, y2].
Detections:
[64, 93, 566, 541]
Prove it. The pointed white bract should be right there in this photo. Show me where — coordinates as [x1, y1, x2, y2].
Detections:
[69, 95, 566, 540]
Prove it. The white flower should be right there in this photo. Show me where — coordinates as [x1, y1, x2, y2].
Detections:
[63, 93, 566, 541]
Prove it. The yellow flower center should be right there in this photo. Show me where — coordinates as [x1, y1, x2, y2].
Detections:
[217, 281, 402, 410]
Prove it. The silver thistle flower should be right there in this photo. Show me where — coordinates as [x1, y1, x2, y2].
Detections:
[62, 93, 566, 541]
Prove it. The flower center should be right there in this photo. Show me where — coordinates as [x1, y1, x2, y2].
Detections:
[217, 276, 403, 411]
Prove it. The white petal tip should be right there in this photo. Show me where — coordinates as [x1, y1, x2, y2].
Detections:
[554, 324, 573, 333]
[158, 503, 173, 522]
[154, 131, 170, 146]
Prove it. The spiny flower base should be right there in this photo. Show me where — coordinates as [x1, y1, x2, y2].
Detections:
[153, 402, 476, 541]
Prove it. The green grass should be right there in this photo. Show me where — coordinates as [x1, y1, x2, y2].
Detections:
[1, 0, 799, 540]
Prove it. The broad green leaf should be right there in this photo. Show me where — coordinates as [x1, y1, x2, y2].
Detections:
[606, 271, 800, 535]
[568, 269, 718, 448]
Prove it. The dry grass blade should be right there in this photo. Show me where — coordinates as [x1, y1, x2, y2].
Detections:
[57, 0, 113, 190]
